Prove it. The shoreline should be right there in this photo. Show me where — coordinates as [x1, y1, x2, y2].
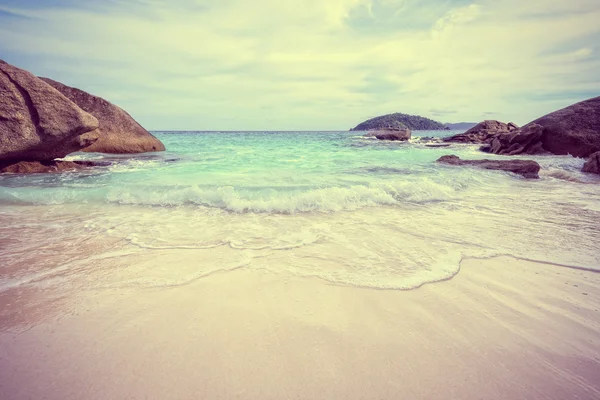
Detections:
[1, 255, 599, 399]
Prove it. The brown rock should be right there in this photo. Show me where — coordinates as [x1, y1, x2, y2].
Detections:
[437, 155, 540, 179]
[443, 120, 517, 144]
[480, 123, 546, 156]
[445, 97, 600, 158]
[40, 78, 165, 154]
[507, 122, 519, 131]
[425, 144, 451, 148]
[525, 96, 600, 158]
[582, 151, 600, 174]
[0, 60, 99, 163]
[0, 160, 98, 174]
[365, 127, 411, 141]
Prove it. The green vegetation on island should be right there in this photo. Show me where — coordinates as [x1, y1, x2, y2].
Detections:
[351, 113, 448, 131]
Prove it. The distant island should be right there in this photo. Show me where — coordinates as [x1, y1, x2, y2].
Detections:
[445, 122, 477, 131]
[351, 113, 449, 131]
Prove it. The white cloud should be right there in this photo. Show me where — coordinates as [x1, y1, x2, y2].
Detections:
[0, 0, 598, 130]
[433, 3, 481, 36]
[570, 47, 593, 60]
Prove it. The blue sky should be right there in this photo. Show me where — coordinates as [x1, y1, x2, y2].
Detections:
[0, 0, 599, 130]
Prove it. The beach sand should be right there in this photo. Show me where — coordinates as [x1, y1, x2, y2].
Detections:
[1, 256, 599, 399]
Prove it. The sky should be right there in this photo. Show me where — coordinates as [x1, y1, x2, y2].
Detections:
[0, 0, 599, 130]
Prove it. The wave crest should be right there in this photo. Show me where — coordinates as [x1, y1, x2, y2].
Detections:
[105, 180, 458, 213]
[1, 180, 464, 213]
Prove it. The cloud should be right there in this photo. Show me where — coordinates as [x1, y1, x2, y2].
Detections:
[433, 3, 481, 36]
[0, 0, 599, 130]
[569, 47, 593, 60]
[430, 108, 458, 116]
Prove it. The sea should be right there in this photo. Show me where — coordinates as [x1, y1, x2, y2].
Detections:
[1, 130, 599, 294]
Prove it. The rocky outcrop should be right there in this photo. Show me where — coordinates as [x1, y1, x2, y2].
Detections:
[446, 121, 546, 156]
[582, 151, 600, 175]
[444, 97, 600, 158]
[365, 127, 411, 141]
[352, 113, 446, 131]
[40, 78, 165, 154]
[0, 160, 98, 174]
[443, 120, 519, 144]
[480, 124, 545, 155]
[0, 60, 99, 163]
[437, 155, 540, 179]
[525, 96, 600, 158]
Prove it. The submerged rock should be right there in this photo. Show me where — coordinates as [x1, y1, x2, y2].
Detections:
[365, 127, 411, 141]
[0, 160, 99, 174]
[40, 78, 165, 154]
[582, 151, 600, 175]
[416, 137, 447, 145]
[437, 155, 540, 179]
[0, 60, 99, 163]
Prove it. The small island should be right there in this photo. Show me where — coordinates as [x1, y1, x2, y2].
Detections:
[351, 112, 448, 131]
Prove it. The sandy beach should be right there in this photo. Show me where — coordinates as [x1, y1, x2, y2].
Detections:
[1, 256, 599, 400]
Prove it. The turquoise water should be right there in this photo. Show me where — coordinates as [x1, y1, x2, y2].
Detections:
[1, 131, 599, 292]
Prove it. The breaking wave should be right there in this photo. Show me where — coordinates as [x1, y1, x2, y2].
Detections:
[0, 179, 464, 213]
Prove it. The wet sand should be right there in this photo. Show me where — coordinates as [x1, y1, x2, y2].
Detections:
[1, 256, 600, 399]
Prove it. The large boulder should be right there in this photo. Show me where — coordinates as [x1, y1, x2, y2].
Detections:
[373, 128, 411, 141]
[443, 120, 519, 144]
[0, 60, 99, 164]
[582, 151, 600, 175]
[525, 96, 600, 158]
[437, 155, 540, 179]
[40, 78, 165, 154]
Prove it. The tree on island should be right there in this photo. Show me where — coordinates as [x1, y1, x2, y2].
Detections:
[351, 113, 448, 131]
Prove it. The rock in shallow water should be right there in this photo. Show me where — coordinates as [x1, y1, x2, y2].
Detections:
[365, 127, 411, 141]
[0, 160, 100, 173]
[582, 151, 600, 175]
[425, 144, 451, 148]
[437, 155, 540, 179]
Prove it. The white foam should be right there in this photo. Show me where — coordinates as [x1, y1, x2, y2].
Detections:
[100, 178, 465, 213]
